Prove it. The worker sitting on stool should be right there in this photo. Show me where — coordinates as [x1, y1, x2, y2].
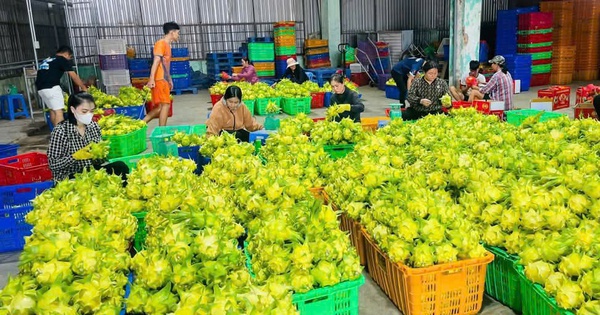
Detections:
[450, 60, 486, 101]
[391, 57, 425, 107]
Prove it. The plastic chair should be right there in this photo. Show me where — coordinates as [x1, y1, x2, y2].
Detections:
[0, 94, 30, 121]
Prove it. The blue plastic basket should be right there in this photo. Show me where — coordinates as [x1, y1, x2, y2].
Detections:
[127, 59, 151, 70]
[178, 146, 210, 174]
[0, 144, 18, 159]
[170, 61, 190, 75]
[385, 85, 400, 100]
[0, 205, 33, 253]
[173, 77, 191, 89]
[0, 181, 53, 209]
[171, 48, 189, 58]
[130, 69, 151, 78]
[113, 105, 146, 119]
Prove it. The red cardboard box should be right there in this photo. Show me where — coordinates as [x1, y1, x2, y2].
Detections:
[574, 102, 598, 120]
[576, 85, 600, 104]
[489, 110, 505, 121]
[537, 86, 570, 110]
[473, 100, 491, 114]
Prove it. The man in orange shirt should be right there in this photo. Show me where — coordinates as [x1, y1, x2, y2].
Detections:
[144, 21, 180, 126]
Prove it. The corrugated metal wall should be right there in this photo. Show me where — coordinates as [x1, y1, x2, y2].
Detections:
[341, 0, 508, 53]
[67, 0, 320, 63]
[0, 0, 68, 79]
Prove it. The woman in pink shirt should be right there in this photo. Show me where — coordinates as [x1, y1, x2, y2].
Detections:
[232, 57, 259, 84]
[469, 55, 513, 110]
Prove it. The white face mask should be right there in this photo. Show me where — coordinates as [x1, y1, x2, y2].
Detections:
[75, 112, 93, 125]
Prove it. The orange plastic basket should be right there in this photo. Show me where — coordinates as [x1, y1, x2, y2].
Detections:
[362, 228, 494, 315]
[550, 72, 574, 85]
[339, 213, 367, 267]
[361, 116, 389, 132]
[305, 39, 329, 48]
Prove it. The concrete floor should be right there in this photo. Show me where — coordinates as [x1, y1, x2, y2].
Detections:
[2, 80, 599, 313]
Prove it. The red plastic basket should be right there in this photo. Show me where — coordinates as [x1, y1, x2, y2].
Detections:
[0, 153, 52, 186]
[518, 13, 554, 30]
[92, 108, 115, 122]
[210, 94, 223, 106]
[532, 59, 552, 66]
[530, 73, 552, 87]
[518, 46, 553, 53]
[310, 92, 325, 108]
[517, 33, 553, 44]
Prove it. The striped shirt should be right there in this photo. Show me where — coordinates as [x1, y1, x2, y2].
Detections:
[481, 70, 513, 110]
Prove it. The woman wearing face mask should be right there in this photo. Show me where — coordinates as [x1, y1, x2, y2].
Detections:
[405, 61, 451, 121]
[206, 85, 263, 142]
[47, 93, 129, 183]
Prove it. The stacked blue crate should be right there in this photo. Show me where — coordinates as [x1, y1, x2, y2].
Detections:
[206, 52, 244, 80]
[496, 7, 539, 56]
[170, 48, 191, 89]
[504, 54, 533, 91]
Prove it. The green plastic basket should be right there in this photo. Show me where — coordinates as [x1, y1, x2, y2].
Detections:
[244, 243, 364, 315]
[275, 46, 297, 56]
[516, 265, 575, 315]
[517, 28, 553, 35]
[248, 43, 274, 61]
[132, 211, 147, 252]
[275, 30, 296, 37]
[530, 51, 553, 60]
[264, 116, 280, 130]
[257, 70, 275, 77]
[103, 126, 147, 159]
[484, 246, 522, 313]
[282, 97, 311, 115]
[518, 42, 553, 48]
[256, 98, 282, 115]
[532, 64, 552, 74]
[505, 109, 566, 126]
[323, 144, 355, 159]
[109, 152, 157, 170]
[244, 100, 256, 115]
[149, 124, 206, 156]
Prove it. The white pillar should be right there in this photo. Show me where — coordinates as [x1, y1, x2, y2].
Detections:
[449, 0, 483, 86]
[321, 0, 341, 68]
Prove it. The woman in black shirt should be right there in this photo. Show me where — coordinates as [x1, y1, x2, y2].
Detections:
[282, 58, 309, 84]
[329, 74, 364, 123]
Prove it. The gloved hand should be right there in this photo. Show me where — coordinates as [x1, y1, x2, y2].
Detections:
[335, 104, 351, 114]
[72, 147, 94, 160]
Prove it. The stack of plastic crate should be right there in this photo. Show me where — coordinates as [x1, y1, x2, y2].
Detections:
[518, 12, 553, 86]
[273, 21, 296, 76]
[504, 54, 533, 91]
[540, 1, 575, 84]
[170, 48, 191, 90]
[372, 42, 391, 74]
[247, 42, 275, 79]
[304, 39, 331, 69]
[128, 59, 151, 89]
[495, 7, 539, 56]
[573, 0, 600, 81]
[98, 39, 131, 95]
[206, 51, 244, 80]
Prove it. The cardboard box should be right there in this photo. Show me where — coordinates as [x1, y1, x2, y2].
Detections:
[530, 98, 554, 112]
[489, 110, 505, 121]
[537, 86, 570, 110]
[472, 100, 491, 114]
[576, 86, 599, 104]
[574, 102, 598, 120]
[490, 101, 505, 111]
[514, 80, 521, 94]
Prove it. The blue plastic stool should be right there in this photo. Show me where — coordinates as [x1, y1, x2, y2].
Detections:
[0, 94, 30, 121]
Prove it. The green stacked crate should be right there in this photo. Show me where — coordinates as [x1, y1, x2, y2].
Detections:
[274, 21, 296, 68]
[248, 43, 275, 63]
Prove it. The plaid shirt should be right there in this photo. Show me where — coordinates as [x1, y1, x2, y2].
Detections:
[47, 121, 103, 182]
[480, 70, 513, 110]
[407, 77, 450, 112]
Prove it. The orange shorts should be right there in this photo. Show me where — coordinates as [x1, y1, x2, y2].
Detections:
[151, 80, 171, 105]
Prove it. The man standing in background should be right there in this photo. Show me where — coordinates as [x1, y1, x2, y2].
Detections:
[144, 21, 180, 126]
[36, 46, 88, 126]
